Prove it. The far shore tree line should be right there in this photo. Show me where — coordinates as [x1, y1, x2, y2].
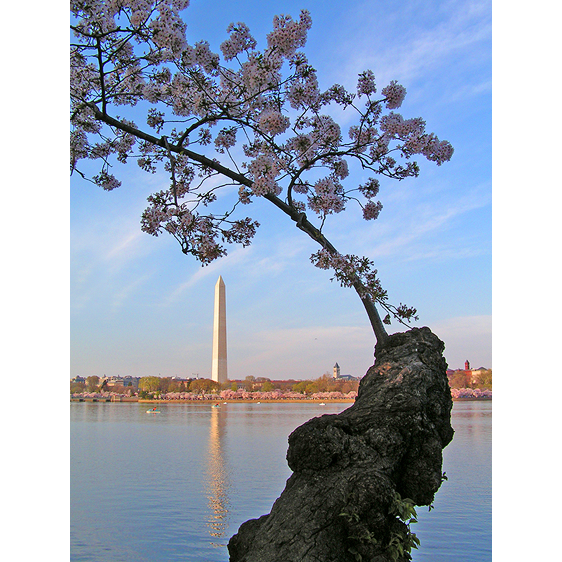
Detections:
[70, 368, 491, 397]
[69, 373, 360, 398]
[447, 369, 492, 391]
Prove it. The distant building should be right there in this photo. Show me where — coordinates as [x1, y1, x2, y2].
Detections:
[469, 367, 487, 385]
[103, 375, 140, 389]
[333, 363, 341, 379]
[122, 376, 140, 389]
[332, 363, 358, 381]
[71, 376, 86, 384]
[446, 361, 490, 387]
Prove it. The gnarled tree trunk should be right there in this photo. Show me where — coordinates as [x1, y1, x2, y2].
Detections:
[228, 327, 454, 562]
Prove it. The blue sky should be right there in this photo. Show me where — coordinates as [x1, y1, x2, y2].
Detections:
[70, 0, 492, 380]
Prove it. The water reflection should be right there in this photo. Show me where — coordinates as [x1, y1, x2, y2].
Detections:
[205, 406, 231, 547]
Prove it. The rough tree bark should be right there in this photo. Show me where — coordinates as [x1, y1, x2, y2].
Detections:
[228, 327, 454, 562]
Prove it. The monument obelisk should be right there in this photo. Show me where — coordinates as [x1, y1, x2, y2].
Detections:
[211, 276, 227, 384]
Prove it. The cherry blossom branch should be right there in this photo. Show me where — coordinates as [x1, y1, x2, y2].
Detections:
[86, 102, 389, 342]
[71, 4, 453, 348]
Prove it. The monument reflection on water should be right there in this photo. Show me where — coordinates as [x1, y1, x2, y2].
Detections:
[70, 402, 490, 562]
[205, 406, 231, 546]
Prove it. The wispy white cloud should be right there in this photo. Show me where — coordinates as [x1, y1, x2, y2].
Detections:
[331, 180, 491, 264]
[392, 14, 490, 82]
[247, 233, 313, 276]
[372, 196, 488, 259]
[110, 272, 154, 311]
[163, 245, 253, 304]
[71, 213, 160, 313]
[448, 78, 491, 102]
[163, 227, 316, 306]
[330, 0, 491, 93]
[103, 229, 145, 263]
[72, 211, 157, 273]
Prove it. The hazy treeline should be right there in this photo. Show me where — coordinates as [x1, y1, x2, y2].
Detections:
[448, 369, 492, 390]
[70, 374, 359, 398]
[71, 370, 491, 398]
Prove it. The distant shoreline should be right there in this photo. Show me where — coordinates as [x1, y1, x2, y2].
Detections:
[453, 396, 492, 401]
[70, 397, 356, 404]
[70, 396, 491, 403]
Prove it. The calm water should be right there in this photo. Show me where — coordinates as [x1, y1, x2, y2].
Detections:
[70, 400, 491, 561]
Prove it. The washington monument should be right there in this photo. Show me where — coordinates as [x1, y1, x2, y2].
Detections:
[211, 276, 227, 384]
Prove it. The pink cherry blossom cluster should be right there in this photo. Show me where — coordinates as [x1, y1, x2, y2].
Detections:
[267, 10, 312, 59]
[186, 223, 227, 264]
[238, 186, 253, 205]
[140, 192, 193, 236]
[220, 22, 257, 61]
[93, 169, 122, 191]
[420, 134, 455, 166]
[236, 53, 283, 99]
[330, 158, 350, 180]
[221, 218, 260, 248]
[214, 127, 238, 152]
[247, 154, 282, 196]
[70, 130, 89, 170]
[308, 177, 345, 216]
[258, 109, 291, 136]
[280, 113, 343, 175]
[450, 388, 492, 399]
[309, 114, 342, 147]
[357, 70, 377, 96]
[307, 248, 419, 326]
[146, 108, 165, 131]
[348, 123, 379, 150]
[323, 84, 355, 107]
[287, 69, 320, 109]
[283, 134, 316, 167]
[91, 389, 361, 401]
[310, 249, 383, 298]
[381, 80, 407, 109]
[379, 113, 454, 165]
[357, 177, 383, 220]
[140, 186, 258, 264]
[190, 40, 221, 73]
[363, 200, 383, 220]
[380, 113, 425, 137]
[359, 178, 380, 198]
[148, 2, 189, 56]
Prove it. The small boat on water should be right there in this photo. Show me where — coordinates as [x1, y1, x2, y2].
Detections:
[319, 403, 326, 406]
[146, 407, 161, 414]
[212, 403, 220, 408]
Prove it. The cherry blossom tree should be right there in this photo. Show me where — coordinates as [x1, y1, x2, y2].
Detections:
[70, 0, 453, 347]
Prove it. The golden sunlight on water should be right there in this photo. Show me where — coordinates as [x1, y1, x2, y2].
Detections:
[205, 407, 231, 546]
